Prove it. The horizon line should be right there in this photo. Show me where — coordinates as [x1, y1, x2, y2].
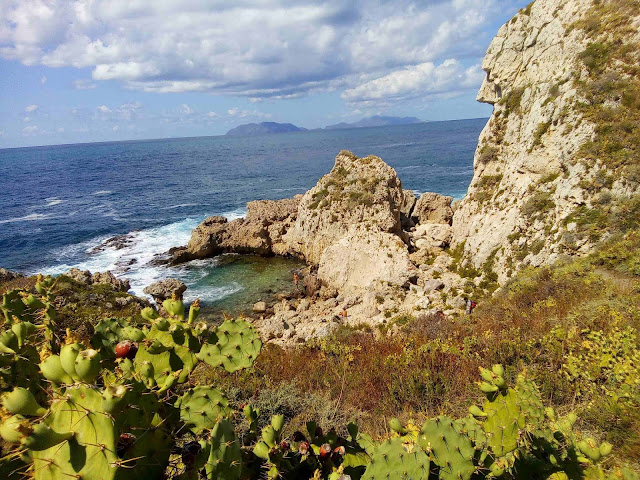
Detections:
[0, 116, 489, 152]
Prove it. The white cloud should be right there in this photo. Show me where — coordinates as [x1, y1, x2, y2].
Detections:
[57, 127, 64, 133]
[179, 104, 194, 115]
[97, 105, 111, 113]
[0, 130, 4, 137]
[25, 104, 38, 112]
[112, 125, 119, 132]
[73, 79, 97, 89]
[207, 111, 218, 118]
[342, 59, 485, 107]
[117, 101, 142, 120]
[23, 116, 31, 122]
[0, 0, 498, 99]
[40, 75, 47, 84]
[227, 108, 271, 119]
[22, 125, 43, 136]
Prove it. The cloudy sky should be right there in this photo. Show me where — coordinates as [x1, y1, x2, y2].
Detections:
[0, 0, 527, 148]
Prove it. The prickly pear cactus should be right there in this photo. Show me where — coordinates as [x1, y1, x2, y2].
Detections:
[175, 386, 232, 434]
[196, 419, 242, 480]
[28, 384, 170, 480]
[418, 416, 476, 480]
[134, 317, 199, 385]
[480, 388, 523, 457]
[197, 318, 261, 373]
[362, 437, 430, 480]
[92, 317, 146, 355]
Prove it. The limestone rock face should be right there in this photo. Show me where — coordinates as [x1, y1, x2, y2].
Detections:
[173, 196, 301, 262]
[399, 189, 418, 228]
[284, 150, 406, 264]
[317, 226, 417, 294]
[412, 193, 453, 225]
[451, 0, 640, 282]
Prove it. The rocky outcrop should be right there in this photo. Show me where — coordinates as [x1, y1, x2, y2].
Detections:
[451, 0, 640, 283]
[171, 151, 473, 344]
[64, 269, 130, 292]
[0, 268, 23, 283]
[412, 192, 453, 224]
[143, 278, 187, 303]
[171, 196, 301, 263]
[283, 150, 406, 264]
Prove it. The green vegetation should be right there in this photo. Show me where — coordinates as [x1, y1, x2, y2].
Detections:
[1, 267, 638, 479]
[521, 191, 555, 220]
[478, 145, 499, 164]
[499, 87, 525, 116]
[529, 121, 552, 152]
[571, 0, 640, 171]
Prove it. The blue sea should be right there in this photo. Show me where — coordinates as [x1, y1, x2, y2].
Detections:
[0, 119, 485, 311]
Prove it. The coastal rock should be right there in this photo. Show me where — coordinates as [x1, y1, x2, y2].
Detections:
[90, 234, 135, 253]
[399, 189, 418, 228]
[0, 268, 24, 283]
[143, 278, 187, 302]
[65, 268, 130, 292]
[317, 226, 417, 294]
[412, 223, 453, 249]
[284, 150, 406, 264]
[172, 197, 301, 263]
[412, 192, 453, 225]
[451, 0, 640, 283]
[252, 301, 267, 313]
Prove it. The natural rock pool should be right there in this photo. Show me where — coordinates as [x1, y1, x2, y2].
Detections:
[181, 254, 305, 317]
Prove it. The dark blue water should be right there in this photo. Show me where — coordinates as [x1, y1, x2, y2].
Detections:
[0, 119, 485, 307]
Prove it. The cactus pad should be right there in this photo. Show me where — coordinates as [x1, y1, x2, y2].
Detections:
[362, 437, 430, 480]
[197, 318, 262, 373]
[175, 386, 232, 434]
[419, 415, 476, 480]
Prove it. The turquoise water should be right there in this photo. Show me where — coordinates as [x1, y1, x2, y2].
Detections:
[0, 119, 486, 312]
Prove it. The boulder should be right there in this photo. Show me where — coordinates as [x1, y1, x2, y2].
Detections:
[65, 268, 130, 292]
[423, 278, 445, 293]
[284, 151, 406, 264]
[413, 223, 453, 249]
[412, 192, 453, 225]
[143, 278, 187, 302]
[252, 301, 267, 313]
[172, 197, 301, 263]
[317, 226, 417, 294]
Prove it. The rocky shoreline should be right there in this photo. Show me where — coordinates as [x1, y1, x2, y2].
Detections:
[164, 150, 472, 345]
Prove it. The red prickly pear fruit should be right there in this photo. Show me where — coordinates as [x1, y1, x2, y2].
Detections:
[280, 440, 290, 450]
[333, 446, 346, 456]
[115, 341, 138, 359]
[319, 443, 331, 460]
[299, 441, 310, 455]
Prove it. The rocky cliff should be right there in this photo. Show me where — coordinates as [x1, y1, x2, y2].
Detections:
[452, 0, 640, 283]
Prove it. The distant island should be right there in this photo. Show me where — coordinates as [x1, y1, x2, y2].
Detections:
[225, 116, 425, 137]
[324, 115, 423, 130]
[225, 122, 307, 136]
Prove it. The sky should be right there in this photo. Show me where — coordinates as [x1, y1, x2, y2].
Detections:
[0, 0, 528, 148]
